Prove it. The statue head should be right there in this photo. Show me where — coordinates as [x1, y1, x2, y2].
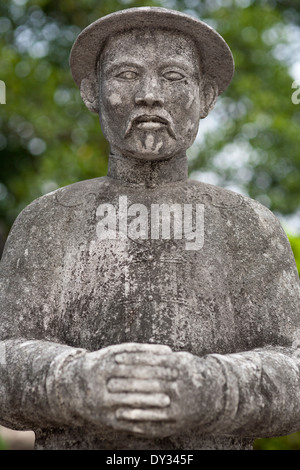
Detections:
[70, 7, 234, 161]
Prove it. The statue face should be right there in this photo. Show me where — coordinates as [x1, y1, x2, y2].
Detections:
[99, 29, 202, 160]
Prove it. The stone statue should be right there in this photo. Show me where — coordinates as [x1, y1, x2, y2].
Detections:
[1, 7, 300, 451]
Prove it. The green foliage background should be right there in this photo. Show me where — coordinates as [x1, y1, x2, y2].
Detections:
[0, 435, 7, 450]
[0, 0, 300, 450]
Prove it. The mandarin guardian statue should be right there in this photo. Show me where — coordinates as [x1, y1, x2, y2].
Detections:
[1, 7, 300, 450]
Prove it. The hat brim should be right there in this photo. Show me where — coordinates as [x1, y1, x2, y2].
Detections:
[69, 7, 234, 95]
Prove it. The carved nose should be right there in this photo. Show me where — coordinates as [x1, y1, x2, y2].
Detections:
[135, 79, 164, 107]
[135, 92, 163, 107]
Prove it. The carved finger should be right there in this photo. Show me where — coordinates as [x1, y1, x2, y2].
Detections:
[102, 410, 179, 437]
[107, 392, 170, 408]
[110, 364, 178, 380]
[115, 352, 178, 368]
[107, 378, 166, 393]
[116, 408, 175, 421]
[108, 416, 175, 436]
[108, 343, 172, 355]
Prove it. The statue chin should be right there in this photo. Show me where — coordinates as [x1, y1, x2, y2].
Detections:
[110, 130, 194, 162]
[112, 146, 183, 162]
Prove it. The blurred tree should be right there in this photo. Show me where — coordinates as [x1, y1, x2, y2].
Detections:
[0, 434, 7, 450]
[0, 0, 300, 451]
[290, 235, 300, 274]
[254, 431, 300, 450]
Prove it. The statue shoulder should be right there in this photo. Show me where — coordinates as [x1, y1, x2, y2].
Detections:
[0, 177, 110, 338]
[1, 177, 108, 262]
[187, 179, 247, 210]
[189, 179, 296, 262]
[189, 179, 284, 234]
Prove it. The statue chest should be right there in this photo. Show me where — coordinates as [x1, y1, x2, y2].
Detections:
[56, 232, 238, 356]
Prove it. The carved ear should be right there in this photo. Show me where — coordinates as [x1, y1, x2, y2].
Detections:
[80, 76, 99, 113]
[199, 77, 219, 119]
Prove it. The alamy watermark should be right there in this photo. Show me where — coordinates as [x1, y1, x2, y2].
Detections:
[0, 80, 6, 104]
[96, 196, 205, 250]
[291, 80, 300, 105]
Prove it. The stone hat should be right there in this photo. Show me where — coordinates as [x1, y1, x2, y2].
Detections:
[69, 7, 234, 95]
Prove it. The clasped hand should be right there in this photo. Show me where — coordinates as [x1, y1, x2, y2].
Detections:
[74, 343, 209, 437]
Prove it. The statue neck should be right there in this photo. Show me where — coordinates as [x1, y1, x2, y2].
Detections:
[107, 152, 188, 187]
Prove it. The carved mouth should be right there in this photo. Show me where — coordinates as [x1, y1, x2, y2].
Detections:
[124, 112, 176, 139]
[135, 115, 168, 130]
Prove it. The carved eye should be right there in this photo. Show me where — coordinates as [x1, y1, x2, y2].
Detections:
[116, 71, 138, 80]
[163, 71, 185, 81]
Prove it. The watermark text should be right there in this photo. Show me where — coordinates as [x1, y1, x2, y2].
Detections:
[96, 196, 205, 251]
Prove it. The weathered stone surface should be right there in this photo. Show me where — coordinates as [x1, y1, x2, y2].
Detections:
[0, 7, 300, 450]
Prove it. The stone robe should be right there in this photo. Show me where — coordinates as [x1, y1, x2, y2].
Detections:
[0, 154, 300, 449]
